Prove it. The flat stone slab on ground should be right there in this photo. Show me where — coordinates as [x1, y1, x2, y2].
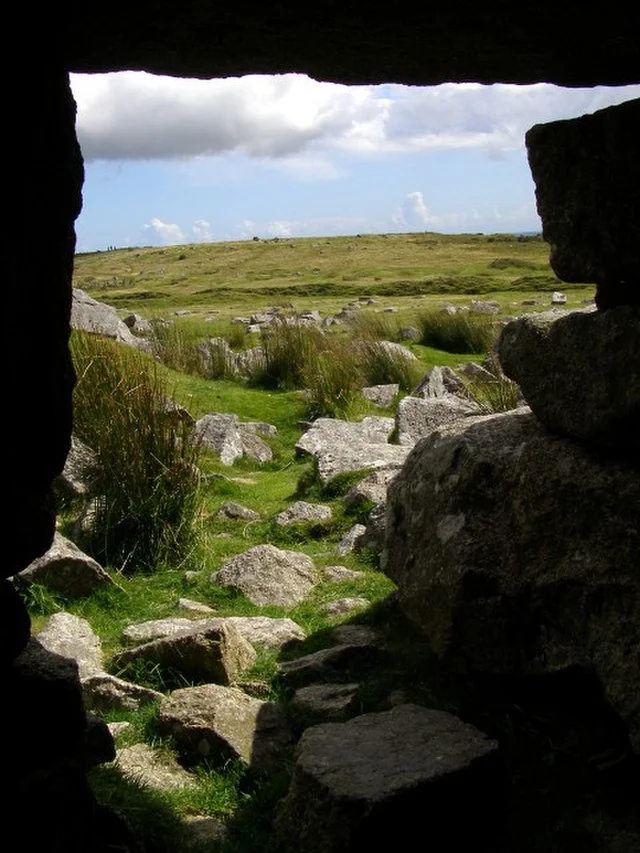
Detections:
[114, 743, 197, 791]
[275, 704, 500, 853]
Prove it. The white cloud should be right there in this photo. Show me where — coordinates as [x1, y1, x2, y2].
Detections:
[71, 71, 640, 163]
[392, 192, 434, 227]
[144, 217, 185, 244]
[237, 215, 369, 240]
[192, 219, 213, 241]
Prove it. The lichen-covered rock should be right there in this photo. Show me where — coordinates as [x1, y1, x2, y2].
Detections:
[274, 705, 500, 853]
[71, 288, 146, 348]
[413, 365, 468, 398]
[114, 743, 197, 790]
[158, 683, 293, 770]
[113, 621, 256, 685]
[360, 384, 399, 408]
[335, 525, 366, 556]
[320, 598, 369, 617]
[83, 673, 163, 712]
[217, 501, 260, 521]
[343, 469, 399, 509]
[497, 306, 640, 449]
[53, 436, 98, 502]
[382, 409, 640, 751]
[296, 416, 409, 483]
[395, 395, 480, 446]
[34, 612, 104, 680]
[526, 98, 640, 309]
[275, 501, 333, 526]
[239, 430, 273, 462]
[212, 544, 318, 607]
[191, 413, 243, 465]
[17, 533, 114, 598]
[123, 614, 305, 649]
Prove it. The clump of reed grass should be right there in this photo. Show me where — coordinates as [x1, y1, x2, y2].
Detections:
[347, 311, 400, 342]
[70, 331, 202, 572]
[249, 319, 327, 390]
[358, 339, 423, 392]
[301, 337, 365, 419]
[416, 309, 499, 354]
[148, 320, 205, 376]
[461, 372, 523, 414]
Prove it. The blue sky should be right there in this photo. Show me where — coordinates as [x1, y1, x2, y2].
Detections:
[70, 73, 640, 252]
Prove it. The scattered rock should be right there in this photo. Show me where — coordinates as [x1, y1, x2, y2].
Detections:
[279, 644, 380, 689]
[71, 288, 147, 349]
[413, 365, 468, 399]
[113, 621, 256, 685]
[114, 743, 197, 791]
[123, 615, 306, 650]
[296, 416, 410, 484]
[395, 395, 480, 446]
[158, 684, 293, 770]
[469, 299, 500, 314]
[322, 566, 364, 582]
[335, 525, 366, 555]
[343, 469, 399, 510]
[217, 502, 260, 522]
[239, 430, 273, 462]
[274, 705, 501, 853]
[497, 306, 639, 449]
[290, 683, 361, 725]
[360, 384, 399, 408]
[212, 544, 318, 607]
[320, 598, 370, 617]
[34, 612, 103, 680]
[275, 501, 333, 526]
[191, 414, 243, 465]
[53, 436, 98, 502]
[83, 673, 163, 712]
[178, 598, 216, 615]
[17, 532, 115, 598]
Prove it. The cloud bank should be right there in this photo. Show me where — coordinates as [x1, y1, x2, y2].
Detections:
[72, 72, 640, 163]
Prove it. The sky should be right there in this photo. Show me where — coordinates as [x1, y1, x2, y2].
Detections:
[70, 72, 640, 252]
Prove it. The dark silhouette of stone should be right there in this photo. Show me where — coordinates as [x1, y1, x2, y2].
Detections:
[526, 99, 640, 309]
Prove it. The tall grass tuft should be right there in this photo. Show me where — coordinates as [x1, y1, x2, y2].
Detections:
[148, 320, 205, 376]
[250, 319, 326, 390]
[416, 309, 499, 354]
[70, 331, 202, 572]
[462, 372, 523, 414]
[301, 336, 365, 419]
[358, 340, 423, 392]
[347, 311, 400, 342]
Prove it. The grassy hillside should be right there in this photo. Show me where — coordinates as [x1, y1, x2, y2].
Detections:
[73, 231, 592, 317]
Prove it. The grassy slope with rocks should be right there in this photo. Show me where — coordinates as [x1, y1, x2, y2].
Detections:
[18, 232, 625, 853]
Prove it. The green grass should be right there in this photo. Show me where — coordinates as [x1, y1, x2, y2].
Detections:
[416, 308, 500, 353]
[18, 232, 612, 852]
[70, 331, 203, 573]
